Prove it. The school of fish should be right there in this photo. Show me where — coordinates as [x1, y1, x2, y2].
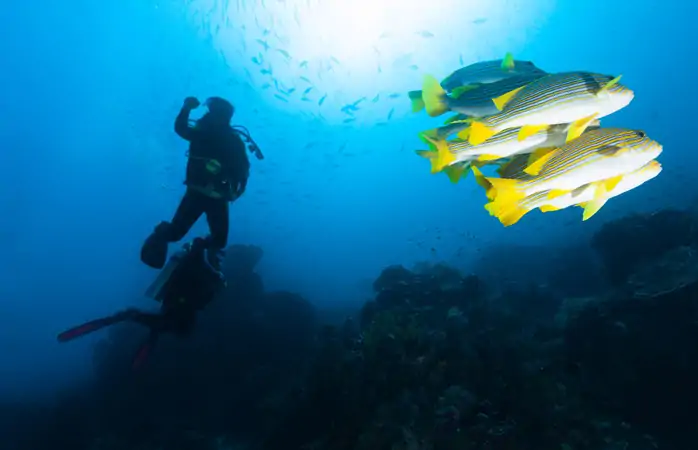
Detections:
[410, 53, 663, 226]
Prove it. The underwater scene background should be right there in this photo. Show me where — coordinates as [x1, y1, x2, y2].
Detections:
[2, 0, 698, 449]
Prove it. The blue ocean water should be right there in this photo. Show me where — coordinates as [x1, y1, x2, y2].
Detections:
[0, 0, 695, 412]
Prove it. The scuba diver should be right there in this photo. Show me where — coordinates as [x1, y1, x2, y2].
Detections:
[57, 237, 225, 369]
[141, 96, 264, 271]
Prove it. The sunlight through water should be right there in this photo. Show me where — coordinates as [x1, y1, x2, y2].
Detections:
[187, 0, 554, 123]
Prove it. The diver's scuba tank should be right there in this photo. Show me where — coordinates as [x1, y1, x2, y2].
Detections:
[144, 243, 192, 301]
[144, 238, 225, 302]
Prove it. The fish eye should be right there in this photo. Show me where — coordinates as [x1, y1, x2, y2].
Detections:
[636, 131, 646, 138]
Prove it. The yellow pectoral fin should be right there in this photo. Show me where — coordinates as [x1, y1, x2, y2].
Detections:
[524, 147, 558, 176]
[492, 85, 526, 111]
[518, 124, 549, 142]
[603, 174, 624, 192]
[566, 114, 598, 142]
[581, 182, 610, 220]
[434, 139, 457, 173]
[468, 122, 496, 145]
[582, 197, 608, 221]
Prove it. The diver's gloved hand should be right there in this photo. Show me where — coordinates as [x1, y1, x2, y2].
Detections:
[183, 97, 200, 109]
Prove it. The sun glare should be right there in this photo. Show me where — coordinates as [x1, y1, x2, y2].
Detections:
[187, 0, 552, 121]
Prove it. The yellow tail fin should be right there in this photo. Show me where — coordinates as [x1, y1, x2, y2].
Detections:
[421, 135, 456, 173]
[422, 75, 448, 117]
[408, 90, 425, 113]
[485, 199, 529, 226]
[484, 176, 524, 205]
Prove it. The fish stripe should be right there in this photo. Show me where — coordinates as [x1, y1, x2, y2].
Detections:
[506, 128, 651, 186]
[486, 72, 626, 126]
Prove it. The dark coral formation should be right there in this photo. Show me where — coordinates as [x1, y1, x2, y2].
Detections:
[3, 209, 698, 450]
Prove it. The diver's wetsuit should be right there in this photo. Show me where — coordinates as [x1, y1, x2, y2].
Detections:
[57, 238, 225, 368]
[141, 98, 250, 270]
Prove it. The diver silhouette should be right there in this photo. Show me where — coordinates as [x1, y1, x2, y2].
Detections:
[57, 237, 225, 369]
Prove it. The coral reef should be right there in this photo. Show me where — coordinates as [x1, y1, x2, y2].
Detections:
[3, 209, 698, 450]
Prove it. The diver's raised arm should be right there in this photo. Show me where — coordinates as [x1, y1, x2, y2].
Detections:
[174, 97, 201, 141]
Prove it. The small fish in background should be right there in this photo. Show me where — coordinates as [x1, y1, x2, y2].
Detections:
[300, 76, 312, 83]
[260, 83, 271, 89]
[387, 108, 395, 120]
[473, 17, 487, 24]
[299, 61, 309, 69]
[318, 94, 327, 106]
[262, 28, 270, 36]
[277, 49, 291, 59]
[256, 39, 270, 51]
[416, 30, 434, 38]
[409, 65, 419, 71]
[303, 87, 313, 95]
[330, 56, 341, 65]
[372, 94, 380, 103]
[251, 56, 262, 65]
[260, 66, 273, 75]
[274, 94, 288, 102]
[379, 31, 392, 39]
[388, 93, 401, 99]
[343, 118, 356, 124]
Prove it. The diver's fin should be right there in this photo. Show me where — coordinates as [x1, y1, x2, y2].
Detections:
[141, 222, 171, 269]
[57, 311, 136, 343]
[132, 332, 159, 371]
